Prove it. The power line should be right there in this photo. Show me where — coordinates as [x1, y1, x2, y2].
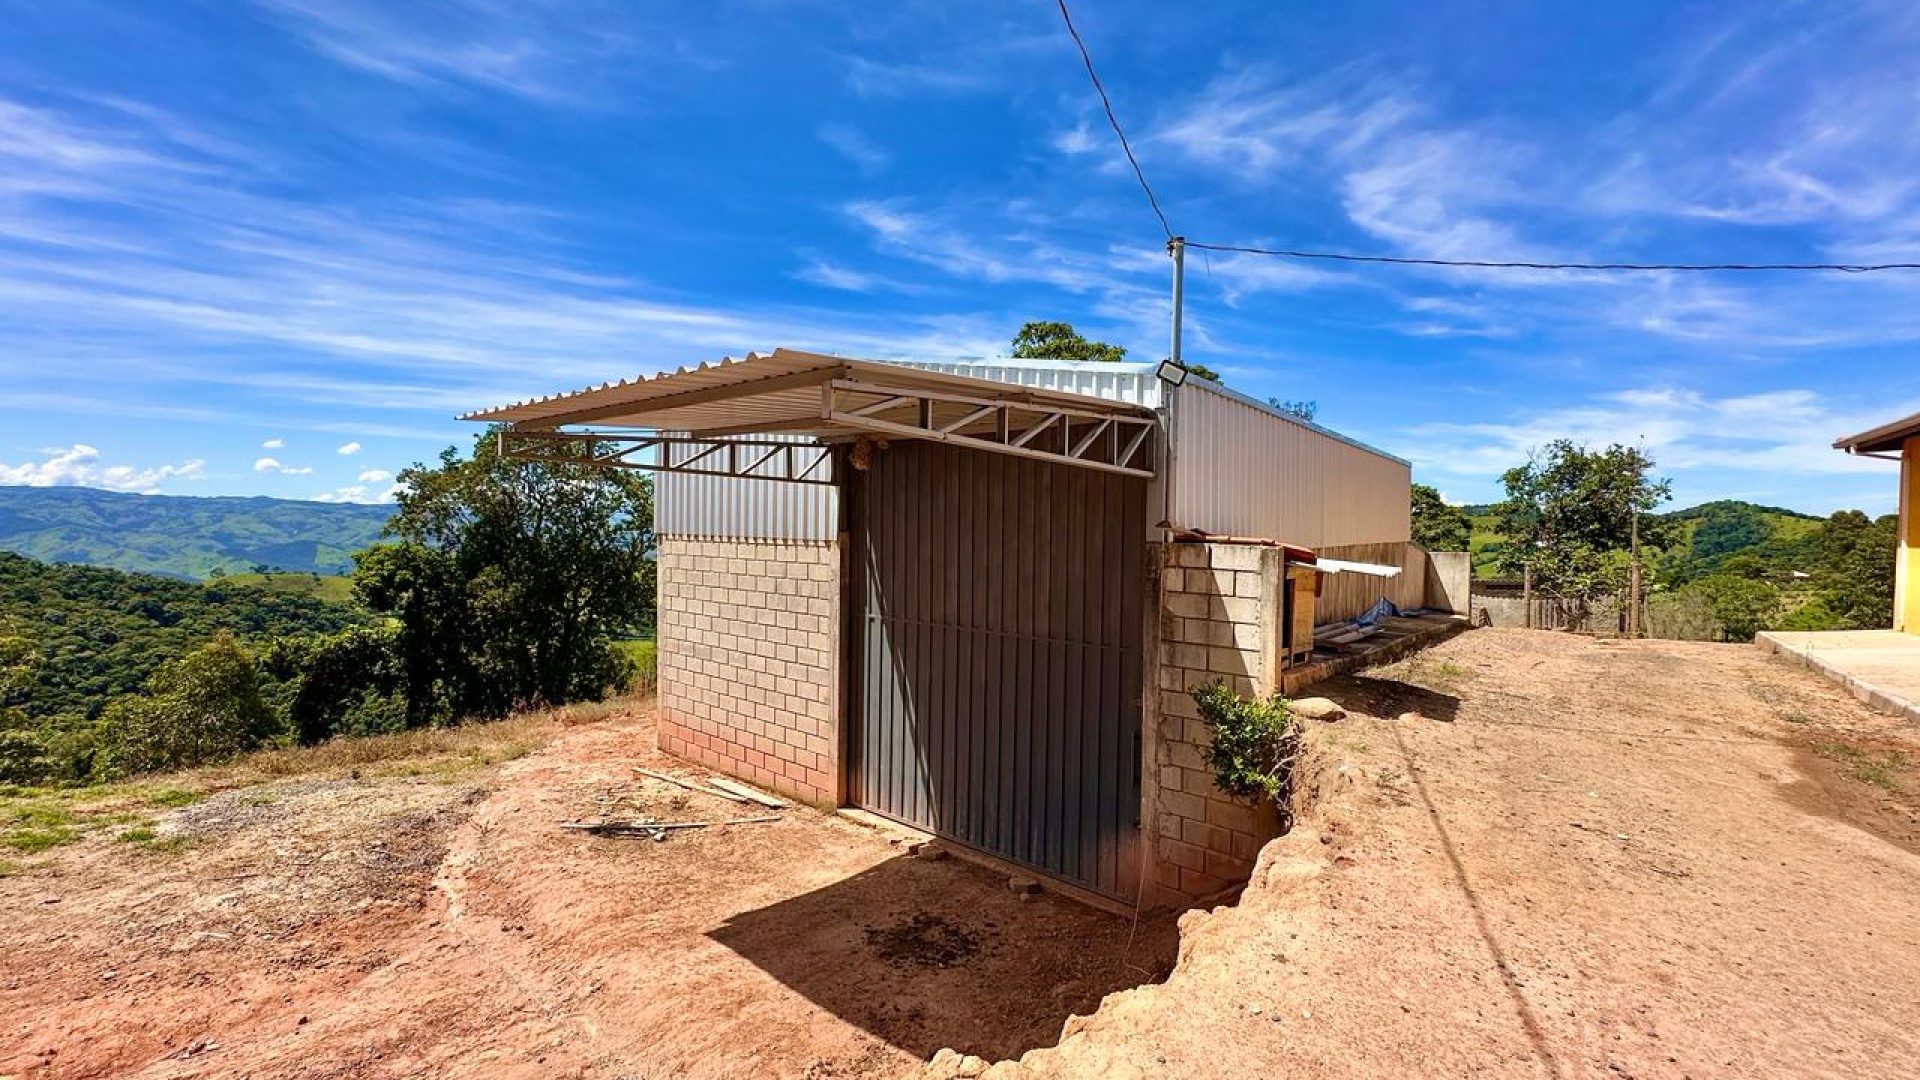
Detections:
[1184, 241, 1920, 274]
[1052, 6, 1920, 275]
[1054, 0, 1172, 240]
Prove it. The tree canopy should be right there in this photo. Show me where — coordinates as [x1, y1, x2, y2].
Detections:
[1410, 483, 1470, 552]
[1009, 320, 1221, 382]
[1492, 440, 1673, 599]
[354, 430, 657, 723]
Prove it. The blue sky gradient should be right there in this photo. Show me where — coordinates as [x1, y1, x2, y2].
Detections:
[2, 1, 1917, 512]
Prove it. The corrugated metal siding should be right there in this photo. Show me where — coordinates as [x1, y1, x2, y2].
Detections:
[849, 440, 1145, 899]
[889, 359, 1164, 409]
[655, 434, 837, 541]
[1170, 381, 1410, 549]
[1314, 542, 1428, 624]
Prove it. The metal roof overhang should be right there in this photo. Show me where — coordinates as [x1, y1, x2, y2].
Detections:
[1834, 410, 1920, 457]
[462, 348, 1158, 484]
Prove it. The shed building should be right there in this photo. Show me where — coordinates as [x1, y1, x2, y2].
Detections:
[467, 349, 1433, 907]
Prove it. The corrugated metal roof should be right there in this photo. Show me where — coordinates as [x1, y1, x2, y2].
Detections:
[463, 348, 1151, 434]
[1835, 410, 1920, 455]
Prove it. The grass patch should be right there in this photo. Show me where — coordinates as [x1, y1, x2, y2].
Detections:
[617, 637, 658, 694]
[3, 802, 80, 853]
[1814, 741, 1907, 792]
[0, 859, 17, 877]
[116, 825, 156, 843]
[143, 788, 205, 808]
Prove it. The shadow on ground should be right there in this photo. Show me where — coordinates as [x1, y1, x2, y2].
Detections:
[1318, 673, 1462, 723]
[709, 852, 1179, 1061]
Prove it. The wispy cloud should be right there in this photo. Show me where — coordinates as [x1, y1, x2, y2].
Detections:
[261, 437, 284, 449]
[253, 456, 312, 475]
[0, 444, 204, 493]
[335, 441, 361, 456]
[817, 124, 891, 173]
[247, 0, 644, 105]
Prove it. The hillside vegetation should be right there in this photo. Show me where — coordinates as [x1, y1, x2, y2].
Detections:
[0, 552, 367, 721]
[0, 434, 656, 787]
[1461, 497, 1895, 640]
[0, 486, 390, 578]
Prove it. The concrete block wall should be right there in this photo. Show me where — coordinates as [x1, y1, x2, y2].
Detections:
[655, 537, 839, 806]
[1148, 542, 1283, 902]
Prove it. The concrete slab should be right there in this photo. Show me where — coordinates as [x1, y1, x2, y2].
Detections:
[1756, 630, 1920, 723]
[1283, 613, 1466, 695]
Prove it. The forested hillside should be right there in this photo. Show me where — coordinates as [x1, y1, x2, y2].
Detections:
[0, 552, 367, 720]
[0, 486, 390, 579]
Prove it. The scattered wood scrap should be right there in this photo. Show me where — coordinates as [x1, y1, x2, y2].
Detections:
[633, 767, 750, 804]
[560, 815, 781, 840]
[706, 776, 789, 809]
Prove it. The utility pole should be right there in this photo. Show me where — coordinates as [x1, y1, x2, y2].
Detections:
[1168, 236, 1186, 367]
[1628, 506, 1643, 638]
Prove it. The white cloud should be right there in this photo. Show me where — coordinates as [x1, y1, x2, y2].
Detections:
[253, 456, 313, 475]
[817, 125, 890, 173]
[1398, 384, 1920, 502]
[1052, 122, 1099, 156]
[336, 441, 362, 455]
[0, 444, 204, 493]
[261, 437, 284, 449]
[312, 481, 402, 504]
[356, 467, 392, 483]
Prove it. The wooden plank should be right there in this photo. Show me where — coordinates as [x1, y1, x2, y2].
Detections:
[707, 775, 790, 809]
[633, 767, 750, 803]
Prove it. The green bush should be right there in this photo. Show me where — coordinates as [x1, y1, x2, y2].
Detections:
[1189, 681, 1297, 802]
[93, 633, 279, 779]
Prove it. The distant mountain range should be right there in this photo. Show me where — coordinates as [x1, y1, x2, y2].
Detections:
[0, 486, 391, 579]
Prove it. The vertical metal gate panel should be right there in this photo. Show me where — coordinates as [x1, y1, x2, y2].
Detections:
[849, 441, 1144, 898]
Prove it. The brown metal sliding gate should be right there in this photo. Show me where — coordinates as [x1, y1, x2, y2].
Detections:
[847, 440, 1144, 899]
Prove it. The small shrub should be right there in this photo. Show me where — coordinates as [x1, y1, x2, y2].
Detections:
[1189, 682, 1297, 801]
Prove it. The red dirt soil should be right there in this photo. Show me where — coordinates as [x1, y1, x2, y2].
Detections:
[925, 630, 1920, 1079]
[1, 711, 1177, 1079]
[10, 629, 1920, 1079]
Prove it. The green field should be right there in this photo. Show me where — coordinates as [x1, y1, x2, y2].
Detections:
[221, 571, 358, 605]
[617, 638, 658, 692]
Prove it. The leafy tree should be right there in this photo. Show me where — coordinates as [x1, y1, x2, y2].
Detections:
[357, 431, 655, 724]
[0, 629, 53, 784]
[1010, 320, 1221, 382]
[94, 632, 278, 777]
[1492, 440, 1673, 601]
[1697, 574, 1779, 642]
[1011, 321, 1127, 363]
[1410, 483, 1470, 551]
[1812, 511, 1897, 628]
[1268, 398, 1317, 422]
[263, 624, 407, 743]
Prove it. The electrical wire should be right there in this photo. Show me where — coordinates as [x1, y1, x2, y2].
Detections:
[1055, 0, 1172, 240]
[1183, 240, 1920, 274]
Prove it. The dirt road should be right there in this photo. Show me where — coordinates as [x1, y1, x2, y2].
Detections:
[8, 630, 1920, 1079]
[947, 630, 1920, 1079]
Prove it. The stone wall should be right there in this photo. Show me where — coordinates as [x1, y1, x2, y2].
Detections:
[655, 537, 839, 806]
[1148, 542, 1283, 902]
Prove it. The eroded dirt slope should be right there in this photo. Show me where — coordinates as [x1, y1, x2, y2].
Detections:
[931, 630, 1920, 1080]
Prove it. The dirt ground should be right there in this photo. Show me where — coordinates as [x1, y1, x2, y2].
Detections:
[934, 629, 1920, 1079]
[0, 707, 1176, 1079]
[9, 630, 1920, 1079]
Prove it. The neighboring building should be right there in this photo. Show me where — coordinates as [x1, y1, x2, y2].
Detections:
[466, 349, 1444, 907]
[1835, 412, 1920, 634]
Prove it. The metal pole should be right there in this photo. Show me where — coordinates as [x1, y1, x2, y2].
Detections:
[1168, 236, 1186, 366]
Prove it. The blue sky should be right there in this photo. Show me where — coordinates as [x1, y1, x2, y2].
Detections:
[2, 1, 1918, 513]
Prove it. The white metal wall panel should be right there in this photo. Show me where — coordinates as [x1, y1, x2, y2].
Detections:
[655, 433, 838, 541]
[1169, 381, 1410, 549]
[890, 359, 1164, 409]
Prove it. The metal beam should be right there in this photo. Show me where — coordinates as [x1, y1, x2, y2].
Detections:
[825, 410, 1154, 478]
[497, 431, 836, 486]
[519, 365, 847, 430]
